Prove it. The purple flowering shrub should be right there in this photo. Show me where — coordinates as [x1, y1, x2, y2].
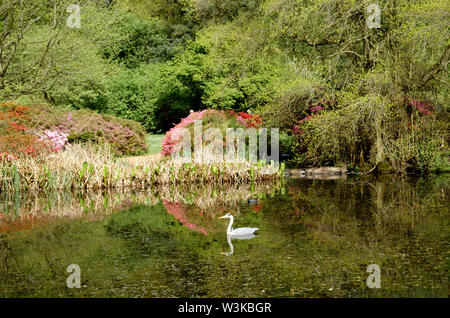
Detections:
[24, 104, 147, 156]
[55, 110, 147, 156]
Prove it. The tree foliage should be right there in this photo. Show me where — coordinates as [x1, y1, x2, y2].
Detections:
[0, 0, 448, 170]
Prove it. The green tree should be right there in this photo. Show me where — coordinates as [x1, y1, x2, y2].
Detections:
[100, 13, 192, 68]
[0, 0, 122, 104]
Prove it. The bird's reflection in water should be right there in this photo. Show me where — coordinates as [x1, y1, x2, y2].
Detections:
[221, 233, 257, 256]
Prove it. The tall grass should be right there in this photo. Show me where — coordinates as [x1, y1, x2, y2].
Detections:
[0, 144, 281, 192]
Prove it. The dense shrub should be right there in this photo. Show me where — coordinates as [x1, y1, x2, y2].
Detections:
[0, 102, 147, 156]
[57, 109, 147, 156]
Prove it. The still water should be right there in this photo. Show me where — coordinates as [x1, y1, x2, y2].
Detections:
[0, 175, 448, 297]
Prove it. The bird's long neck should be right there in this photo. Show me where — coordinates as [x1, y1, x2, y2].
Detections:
[227, 216, 234, 234]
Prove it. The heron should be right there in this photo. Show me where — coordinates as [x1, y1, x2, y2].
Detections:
[218, 213, 259, 236]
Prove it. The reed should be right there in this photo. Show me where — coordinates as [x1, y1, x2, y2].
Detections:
[0, 144, 281, 192]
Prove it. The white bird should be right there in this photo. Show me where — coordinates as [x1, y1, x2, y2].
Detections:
[218, 213, 259, 236]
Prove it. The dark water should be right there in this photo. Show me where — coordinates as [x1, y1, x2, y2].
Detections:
[0, 175, 448, 297]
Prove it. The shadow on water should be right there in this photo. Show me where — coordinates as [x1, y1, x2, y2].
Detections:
[0, 175, 448, 297]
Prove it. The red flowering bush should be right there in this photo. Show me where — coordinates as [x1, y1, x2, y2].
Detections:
[0, 101, 49, 159]
[230, 111, 263, 128]
[162, 109, 264, 157]
[162, 109, 209, 156]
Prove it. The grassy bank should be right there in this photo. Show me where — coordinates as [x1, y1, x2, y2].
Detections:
[0, 144, 282, 192]
[146, 134, 165, 155]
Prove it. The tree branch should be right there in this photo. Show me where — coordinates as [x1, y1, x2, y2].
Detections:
[417, 45, 450, 89]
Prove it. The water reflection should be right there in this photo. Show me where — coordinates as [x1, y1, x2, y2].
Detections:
[0, 181, 281, 233]
[221, 234, 258, 256]
[0, 174, 448, 297]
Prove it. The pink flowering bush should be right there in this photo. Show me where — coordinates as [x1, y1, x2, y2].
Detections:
[36, 130, 70, 152]
[161, 109, 263, 157]
[162, 110, 210, 156]
[52, 109, 147, 156]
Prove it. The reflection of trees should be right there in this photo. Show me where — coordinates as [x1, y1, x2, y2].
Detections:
[0, 181, 281, 232]
[287, 175, 448, 236]
[240, 175, 449, 297]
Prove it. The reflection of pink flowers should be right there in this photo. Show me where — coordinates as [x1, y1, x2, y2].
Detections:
[162, 200, 207, 235]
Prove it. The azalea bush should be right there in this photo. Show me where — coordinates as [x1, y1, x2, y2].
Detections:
[161, 109, 264, 157]
[36, 130, 70, 152]
[0, 101, 49, 159]
[0, 101, 147, 157]
[53, 109, 147, 156]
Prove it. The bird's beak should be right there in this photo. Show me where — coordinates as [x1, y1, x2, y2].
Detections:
[218, 216, 226, 219]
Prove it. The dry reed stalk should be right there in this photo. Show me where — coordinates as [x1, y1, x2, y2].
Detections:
[0, 144, 281, 192]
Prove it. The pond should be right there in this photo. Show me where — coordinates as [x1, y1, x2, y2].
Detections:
[0, 174, 448, 297]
